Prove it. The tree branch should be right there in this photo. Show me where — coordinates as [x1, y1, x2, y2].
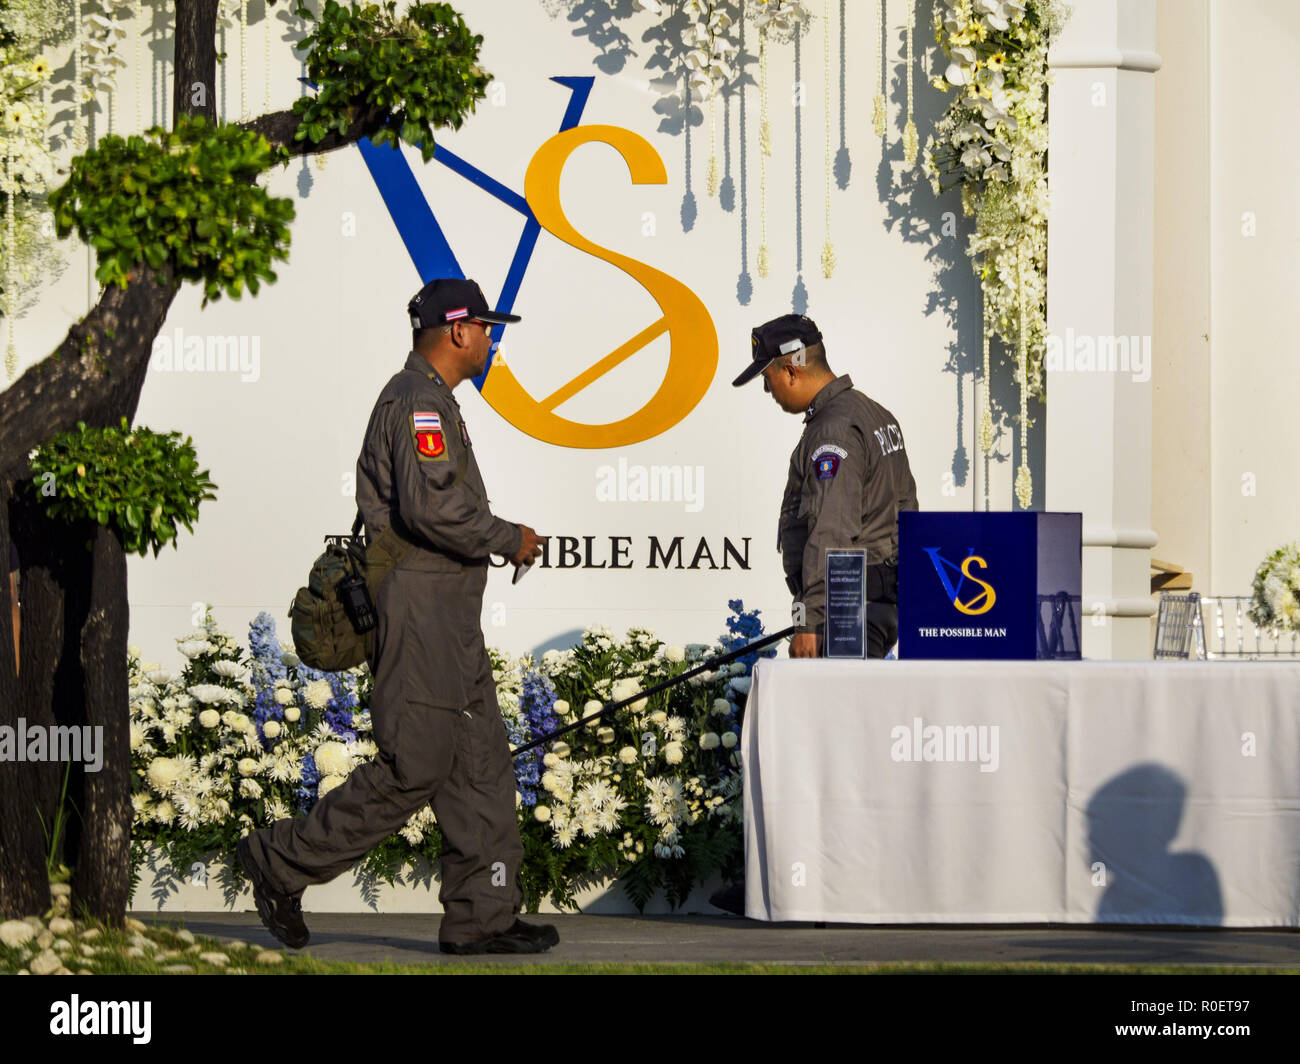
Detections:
[238, 104, 390, 158]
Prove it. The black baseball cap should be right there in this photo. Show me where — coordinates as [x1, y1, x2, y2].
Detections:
[407, 277, 522, 329]
[732, 314, 823, 386]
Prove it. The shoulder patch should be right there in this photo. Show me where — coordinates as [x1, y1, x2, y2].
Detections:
[810, 443, 848, 462]
[411, 411, 448, 461]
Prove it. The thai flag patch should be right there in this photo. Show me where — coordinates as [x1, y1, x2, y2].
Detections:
[413, 411, 441, 432]
[444, 307, 469, 322]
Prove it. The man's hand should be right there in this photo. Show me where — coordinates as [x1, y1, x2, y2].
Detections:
[511, 525, 544, 566]
[789, 632, 819, 658]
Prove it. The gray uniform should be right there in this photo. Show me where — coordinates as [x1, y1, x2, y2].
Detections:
[248, 350, 525, 946]
[778, 374, 918, 656]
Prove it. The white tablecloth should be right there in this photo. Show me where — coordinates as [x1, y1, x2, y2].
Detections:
[742, 659, 1300, 926]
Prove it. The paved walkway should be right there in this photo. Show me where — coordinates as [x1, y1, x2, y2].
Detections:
[136, 910, 1300, 967]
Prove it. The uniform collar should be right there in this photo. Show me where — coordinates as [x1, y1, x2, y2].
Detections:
[404, 350, 454, 396]
[804, 374, 853, 422]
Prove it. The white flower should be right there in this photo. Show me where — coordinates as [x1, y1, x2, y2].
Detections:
[176, 639, 214, 659]
[281, 651, 300, 668]
[211, 660, 247, 680]
[712, 698, 731, 716]
[317, 774, 344, 798]
[262, 720, 282, 739]
[237, 758, 259, 777]
[649, 710, 668, 726]
[188, 684, 233, 705]
[314, 742, 351, 777]
[302, 679, 334, 709]
[283, 707, 300, 723]
[198, 709, 220, 729]
[699, 732, 720, 750]
[542, 753, 560, 768]
[722, 731, 738, 749]
[550, 741, 570, 758]
[230, 713, 252, 734]
[541, 771, 560, 794]
[153, 799, 177, 824]
[583, 699, 602, 715]
[728, 677, 752, 695]
[552, 699, 570, 718]
[129, 723, 144, 750]
[273, 688, 295, 706]
[618, 746, 637, 765]
[596, 727, 615, 744]
[146, 757, 182, 794]
[664, 741, 684, 765]
[145, 669, 175, 685]
[239, 778, 263, 799]
[611, 678, 647, 712]
[663, 645, 685, 663]
[534, 805, 551, 822]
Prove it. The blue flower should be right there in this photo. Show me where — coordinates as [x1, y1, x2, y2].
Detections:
[296, 752, 321, 814]
[720, 598, 777, 675]
[515, 669, 561, 807]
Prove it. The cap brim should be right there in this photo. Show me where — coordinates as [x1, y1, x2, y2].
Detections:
[731, 357, 774, 387]
[478, 310, 522, 324]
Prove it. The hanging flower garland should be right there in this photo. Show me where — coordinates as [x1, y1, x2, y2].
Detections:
[819, 0, 834, 278]
[901, 0, 917, 165]
[922, 0, 1067, 509]
[0, 10, 66, 380]
[84, 1, 132, 136]
[871, 0, 885, 136]
[678, 1, 738, 199]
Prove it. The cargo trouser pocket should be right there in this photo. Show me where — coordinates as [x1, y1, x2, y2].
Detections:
[372, 696, 460, 795]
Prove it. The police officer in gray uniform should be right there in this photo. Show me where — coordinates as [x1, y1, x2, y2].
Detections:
[239, 278, 556, 955]
[733, 314, 918, 659]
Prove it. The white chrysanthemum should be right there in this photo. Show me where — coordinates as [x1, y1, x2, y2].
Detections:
[198, 709, 220, 729]
[662, 645, 685, 663]
[583, 699, 602, 716]
[611, 678, 646, 712]
[314, 742, 350, 777]
[699, 732, 720, 750]
[145, 669, 175, 685]
[262, 720, 282, 739]
[596, 727, 615, 744]
[280, 651, 300, 668]
[554, 821, 578, 848]
[284, 707, 300, 723]
[239, 778, 263, 799]
[618, 746, 637, 765]
[534, 805, 551, 822]
[146, 757, 183, 794]
[728, 677, 752, 696]
[188, 684, 232, 705]
[273, 688, 295, 706]
[722, 731, 738, 749]
[176, 639, 215, 659]
[317, 774, 345, 799]
[153, 799, 177, 824]
[237, 758, 259, 777]
[542, 752, 560, 769]
[711, 698, 731, 716]
[663, 741, 684, 765]
[229, 713, 252, 734]
[550, 741, 570, 758]
[664, 716, 687, 742]
[129, 723, 144, 750]
[648, 710, 668, 726]
[303, 679, 334, 709]
[211, 660, 248, 681]
[552, 699, 570, 718]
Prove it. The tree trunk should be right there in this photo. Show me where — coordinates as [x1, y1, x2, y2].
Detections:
[69, 523, 131, 925]
[174, 0, 219, 124]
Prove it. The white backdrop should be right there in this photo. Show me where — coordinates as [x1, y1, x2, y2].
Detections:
[11, 0, 1034, 665]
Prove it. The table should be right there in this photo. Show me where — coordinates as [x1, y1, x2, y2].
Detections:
[742, 659, 1300, 926]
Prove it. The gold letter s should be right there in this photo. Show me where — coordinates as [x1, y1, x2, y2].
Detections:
[480, 125, 718, 448]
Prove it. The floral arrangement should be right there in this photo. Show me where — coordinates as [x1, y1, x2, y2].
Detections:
[129, 600, 776, 911]
[1248, 543, 1300, 635]
[922, 0, 1068, 509]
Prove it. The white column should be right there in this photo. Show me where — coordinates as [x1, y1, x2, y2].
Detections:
[1045, 0, 1162, 659]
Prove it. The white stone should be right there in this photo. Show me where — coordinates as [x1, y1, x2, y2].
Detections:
[198, 952, 228, 967]
[175, 928, 195, 944]
[162, 963, 194, 974]
[78, 927, 102, 940]
[51, 938, 72, 953]
[255, 951, 283, 965]
[48, 917, 75, 935]
[0, 920, 36, 948]
[49, 883, 71, 897]
[124, 917, 148, 933]
[30, 950, 61, 975]
[36, 930, 54, 949]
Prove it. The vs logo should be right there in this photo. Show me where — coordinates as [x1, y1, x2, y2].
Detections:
[922, 547, 997, 616]
[355, 75, 718, 448]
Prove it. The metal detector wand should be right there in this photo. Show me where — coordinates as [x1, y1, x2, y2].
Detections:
[510, 625, 796, 760]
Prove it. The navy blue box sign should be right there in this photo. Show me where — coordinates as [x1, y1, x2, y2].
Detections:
[897, 512, 1083, 660]
[825, 549, 867, 658]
